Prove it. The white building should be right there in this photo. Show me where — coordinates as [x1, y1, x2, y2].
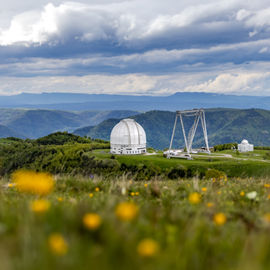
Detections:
[110, 119, 147, 155]
[238, 139, 254, 152]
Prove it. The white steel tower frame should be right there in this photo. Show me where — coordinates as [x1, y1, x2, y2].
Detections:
[168, 109, 210, 158]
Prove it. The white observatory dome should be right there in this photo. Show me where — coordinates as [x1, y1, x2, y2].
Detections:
[110, 119, 147, 155]
[241, 139, 249, 145]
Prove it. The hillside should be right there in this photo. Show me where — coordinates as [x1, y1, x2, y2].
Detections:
[0, 109, 138, 139]
[74, 108, 270, 149]
[0, 124, 23, 138]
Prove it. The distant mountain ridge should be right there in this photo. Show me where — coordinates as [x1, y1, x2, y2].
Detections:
[74, 108, 270, 149]
[1, 92, 270, 111]
[0, 109, 138, 139]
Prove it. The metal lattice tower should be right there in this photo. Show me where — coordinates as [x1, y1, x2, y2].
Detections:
[168, 109, 210, 158]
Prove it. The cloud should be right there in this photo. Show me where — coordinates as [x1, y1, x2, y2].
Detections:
[1, 65, 270, 96]
[0, 0, 259, 47]
[183, 72, 270, 95]
[1, 0, 270, 96]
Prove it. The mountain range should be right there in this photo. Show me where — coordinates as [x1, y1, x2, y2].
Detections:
[1, 92, 270, 111]
[0, 109, 138, 138]
[74, 108, 270, 149]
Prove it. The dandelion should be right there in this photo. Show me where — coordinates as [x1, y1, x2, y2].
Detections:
[240, 191, 245, 197]
[131, 192, 135, 196]
[207, 202, 214, 208]
[57, 197, 63, 202]
[188, 192, 201, 204]
[12, 170, 54, 196]
[48, 233, 68, 256]
[8, 183, 14, 188]
[135, 192, 139, 196]
[83, 213, 102, 231]
[137, 238, 160, 257]
[144, 184, 148, 188]
[30, 199, 50, 214]
[115, 202, 138, 221]
[264, 184, 270, 188]
[89, 193, 94, 198]
[201, 187, 207, 192]
[95, 187, 100, 192]
[263, 213, 270, 223]
[213, 213, 227, 226]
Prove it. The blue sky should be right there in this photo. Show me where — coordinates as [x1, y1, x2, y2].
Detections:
[0, 0, 270, 95]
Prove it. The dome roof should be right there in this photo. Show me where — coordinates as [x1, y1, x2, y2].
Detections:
[241, 139, 249, 144]
[110, 119, 146, 146]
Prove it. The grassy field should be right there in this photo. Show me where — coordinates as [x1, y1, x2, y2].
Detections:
[2, 173, 270, 270]
[92, 149, 270, 179]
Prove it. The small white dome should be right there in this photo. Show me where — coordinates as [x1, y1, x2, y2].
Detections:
[241, 139, 249, 145]
[110, 119, 147, 155]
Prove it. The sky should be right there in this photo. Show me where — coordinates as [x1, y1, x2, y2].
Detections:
[0, 0, 270, 96]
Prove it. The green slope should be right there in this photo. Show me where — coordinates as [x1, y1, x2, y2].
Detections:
[0, 109, 138, 139]
[74, 108, 270, 149]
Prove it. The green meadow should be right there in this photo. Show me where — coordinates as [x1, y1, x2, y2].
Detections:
[1, 133, 270, 269]
[1, 176, 270, 270]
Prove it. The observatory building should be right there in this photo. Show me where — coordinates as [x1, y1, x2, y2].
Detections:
[110, 119, 147, 155]
[238, 139, 254, 153]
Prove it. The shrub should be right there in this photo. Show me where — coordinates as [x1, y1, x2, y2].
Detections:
[205, 169, 227, 181]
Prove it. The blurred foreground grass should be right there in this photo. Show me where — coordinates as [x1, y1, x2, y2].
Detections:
[1, 174, 270, 270]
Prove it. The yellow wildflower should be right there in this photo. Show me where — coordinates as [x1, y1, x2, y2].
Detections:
[135, 192, 139, 196]
[201, 187, 207, 192]
[30, 199, 50, 214]
[115, 202, 138, 221]
[188, 192, 201, 204]
[137, 239, 160, 257]
[217, 191, 221, 195]
[267, 194, 270, 200]
[263, 213, 270, 223]
[240, 191, 245, 197]
[207, 202, 214, 208]
[48, 233, 68, 256]
[131, 192, 135, 196]
[83, 213, 102, 231]
[95, 187, 100, 192]
[8, 183, 14, 188]
[12, 170, 54, 196]
[89, 193, 94, 198]
[144, 183, 148, 188]
[57, 197, 63, 202]
[213, 213, 227, 226]
[264, 184, 270, 188]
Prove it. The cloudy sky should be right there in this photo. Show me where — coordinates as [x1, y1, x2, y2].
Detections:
[0, 0, 270, 95]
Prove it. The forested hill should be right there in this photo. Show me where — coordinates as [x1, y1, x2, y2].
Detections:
[0, 109, 138, 139]
[74, 108, 270, 149]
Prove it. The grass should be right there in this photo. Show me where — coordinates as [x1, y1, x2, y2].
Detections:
[92, 149, 270, 178]
[1, 175, 270, 270]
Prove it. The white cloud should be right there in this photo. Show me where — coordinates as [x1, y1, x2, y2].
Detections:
[1, 65, 270, 96]
[184, 72, 270, 95]
[0, 0, 267, 46]
[1, 0, 270, 96]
